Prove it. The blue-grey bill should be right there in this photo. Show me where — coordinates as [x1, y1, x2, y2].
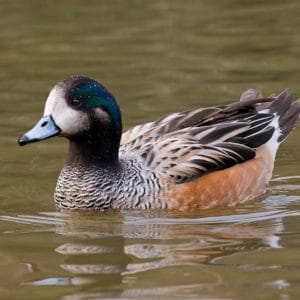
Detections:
[18, 115, 60, 146]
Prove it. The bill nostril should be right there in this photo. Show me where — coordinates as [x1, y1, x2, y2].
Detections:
[41, 121, 48, 127]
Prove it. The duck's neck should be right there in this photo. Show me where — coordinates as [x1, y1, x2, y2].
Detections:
[65, 127, 121, 167]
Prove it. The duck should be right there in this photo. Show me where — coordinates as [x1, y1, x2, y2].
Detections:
[18, 76, 300, 210]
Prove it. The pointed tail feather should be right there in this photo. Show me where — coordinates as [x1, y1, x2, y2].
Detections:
[240, 88, 300, 143]
[268, 90, 300, 142]
[277, 98, 300, 142]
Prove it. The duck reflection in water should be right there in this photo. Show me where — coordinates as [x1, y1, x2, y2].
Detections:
[53, 208, 284, 298]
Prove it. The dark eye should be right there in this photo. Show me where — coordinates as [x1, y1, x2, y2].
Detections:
[70, 98, 82, 107]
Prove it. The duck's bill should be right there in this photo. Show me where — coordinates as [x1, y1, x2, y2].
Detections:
[18, 115, 61, 146]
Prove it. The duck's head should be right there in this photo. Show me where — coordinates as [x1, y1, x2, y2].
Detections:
[18, 76, 122, 163]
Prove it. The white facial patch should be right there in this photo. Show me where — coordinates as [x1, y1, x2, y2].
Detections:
[43, 83, 90, 136]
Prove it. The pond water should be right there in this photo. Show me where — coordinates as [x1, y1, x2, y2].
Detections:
[1, 1, 300, 299]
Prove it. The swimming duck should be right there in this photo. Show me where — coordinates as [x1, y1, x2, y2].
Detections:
[18, 76, 300, 210]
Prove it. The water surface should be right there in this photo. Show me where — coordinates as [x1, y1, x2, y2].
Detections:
[1, 1, 300, 299]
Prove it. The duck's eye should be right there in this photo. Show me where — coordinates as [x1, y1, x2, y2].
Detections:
[70, 98, 82, 107]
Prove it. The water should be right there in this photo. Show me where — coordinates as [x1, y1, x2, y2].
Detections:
[1, 0, 300, 299]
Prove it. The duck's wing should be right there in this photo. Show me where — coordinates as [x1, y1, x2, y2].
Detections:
[120, 90, 273, 155]
[120, 89, 276, 152]
[129, 114, 275, 184]
[120, 89, 300, 184]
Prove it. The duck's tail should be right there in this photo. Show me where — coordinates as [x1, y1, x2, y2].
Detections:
[268, 89, 300, 142]
[240, 88, 300, 157]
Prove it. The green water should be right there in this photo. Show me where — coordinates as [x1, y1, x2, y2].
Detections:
[1, 1, 300, 299]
